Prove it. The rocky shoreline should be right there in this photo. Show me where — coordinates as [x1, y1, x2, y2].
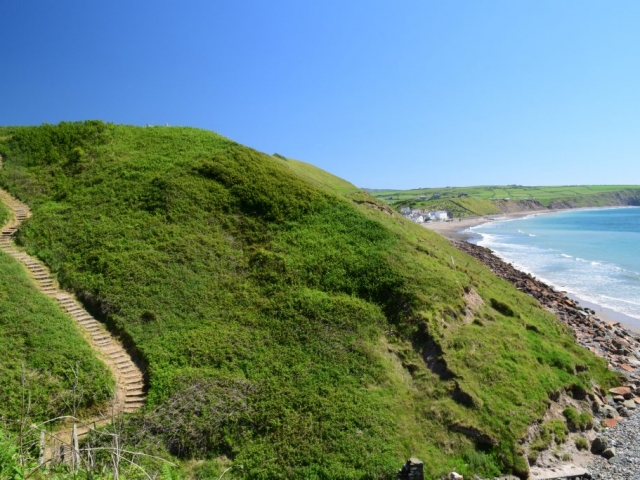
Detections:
[453, 240, 640, 479]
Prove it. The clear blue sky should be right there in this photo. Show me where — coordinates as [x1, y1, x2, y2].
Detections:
[2, 1, 640, 189]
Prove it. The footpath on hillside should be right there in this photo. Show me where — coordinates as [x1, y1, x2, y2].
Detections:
[0, 186, 146, 462]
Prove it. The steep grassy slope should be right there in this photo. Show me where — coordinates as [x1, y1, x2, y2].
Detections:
[0, 198, 112, 427]
[0, 123, 617, 479]
[374, 185, 640, 216]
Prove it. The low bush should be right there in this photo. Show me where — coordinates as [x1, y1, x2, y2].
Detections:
[563, 408, 593, 431]
[575, 436, 589, 450]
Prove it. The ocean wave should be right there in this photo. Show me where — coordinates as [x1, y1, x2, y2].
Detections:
[598, 295, 640, 308]
[472, 207, 640, 321]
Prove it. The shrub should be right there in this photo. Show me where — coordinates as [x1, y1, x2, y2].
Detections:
[563, 408, 593, 431]
[574, 436, 589, 450]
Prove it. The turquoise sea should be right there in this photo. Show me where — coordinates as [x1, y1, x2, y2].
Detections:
[468, 207, 640, 324]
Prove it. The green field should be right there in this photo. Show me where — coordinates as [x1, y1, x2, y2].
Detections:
[371, 184, 640, 217]
[0, 122, 618, 479]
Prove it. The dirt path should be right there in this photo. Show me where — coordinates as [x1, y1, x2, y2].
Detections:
[0, 188, 146, 460]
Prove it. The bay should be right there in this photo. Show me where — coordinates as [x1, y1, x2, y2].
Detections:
[469, 207, 640, 322]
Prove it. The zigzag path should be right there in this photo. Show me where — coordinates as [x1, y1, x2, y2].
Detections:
[0, 187, 146, 459]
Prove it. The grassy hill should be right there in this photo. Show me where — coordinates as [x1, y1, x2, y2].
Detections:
[0, 122, 617, 479]
[372, 185, 640, 217]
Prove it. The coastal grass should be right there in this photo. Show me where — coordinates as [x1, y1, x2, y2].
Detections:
[0, 122, 618, 479]
[273, 155, 360, 196]
[563, 407, 593, 431]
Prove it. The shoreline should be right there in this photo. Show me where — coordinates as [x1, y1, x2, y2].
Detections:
[421, 210, 545, 241]
[422, 205, 638, 242]
[453, 240, 640, 478]
[423, 207, 640, 333]
[430, 215, 640, 480]
[454, 240, 640, 375]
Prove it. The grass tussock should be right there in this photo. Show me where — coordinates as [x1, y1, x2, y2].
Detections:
[0, 122, 618, 479]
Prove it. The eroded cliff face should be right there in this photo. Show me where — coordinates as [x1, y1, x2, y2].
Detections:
[493, 190, 640, 214]
[493, 199, 546, 213]
[548, 190, 640, 210]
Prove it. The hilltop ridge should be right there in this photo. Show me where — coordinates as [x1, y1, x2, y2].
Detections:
[0, 122, 618, 479]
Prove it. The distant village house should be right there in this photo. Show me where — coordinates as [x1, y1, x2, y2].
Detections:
[400, 208, 449, 223]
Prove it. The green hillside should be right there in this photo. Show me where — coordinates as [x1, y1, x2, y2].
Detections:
[0, 122, 617, 479]
[373, 184, 640, 216]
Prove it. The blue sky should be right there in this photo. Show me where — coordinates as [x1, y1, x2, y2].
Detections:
[2, 1, 640, 189]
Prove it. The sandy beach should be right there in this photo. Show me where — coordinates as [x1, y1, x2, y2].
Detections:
[422, 210, 546, 241]
[423, 210, 640, 333]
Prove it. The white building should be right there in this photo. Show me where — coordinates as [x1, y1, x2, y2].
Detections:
[427, 210, 449, 221]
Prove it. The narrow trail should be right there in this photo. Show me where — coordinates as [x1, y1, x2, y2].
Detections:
[0, 187, 146, 460]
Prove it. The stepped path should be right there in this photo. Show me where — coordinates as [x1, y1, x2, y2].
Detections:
[0, 187, 146, 460]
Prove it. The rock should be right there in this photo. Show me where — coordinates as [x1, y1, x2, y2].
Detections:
[624, 399, 637, 410]
[601, 447, 616, 459]
[613, 394, 626, 402]
[450, 473, 463, 480]
[603, 417, 619, 428]
[591, 436, 609, 453]
[609, 386, 633, 396]
[620, 407, 631, 417]
[593, 397, 604, 410]
[603, 405, 618, 418]
[397, 458, 424, 480]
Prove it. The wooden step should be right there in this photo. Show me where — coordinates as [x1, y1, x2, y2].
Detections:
[126, 393, 146, 400]
[78, 320, 97, 328]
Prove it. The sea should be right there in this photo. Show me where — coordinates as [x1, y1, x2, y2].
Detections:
[467, 207, 640, 327]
